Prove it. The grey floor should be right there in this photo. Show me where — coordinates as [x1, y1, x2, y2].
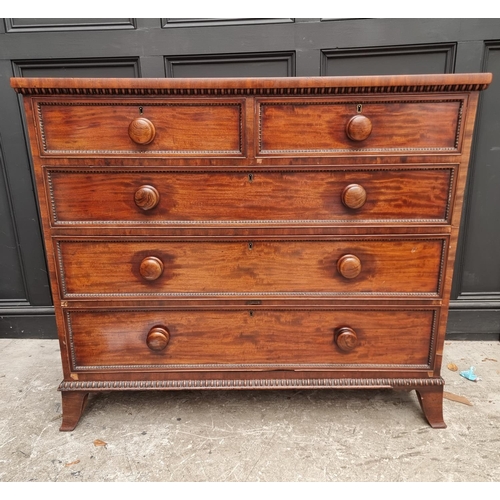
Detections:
[0, 338, 499, 482]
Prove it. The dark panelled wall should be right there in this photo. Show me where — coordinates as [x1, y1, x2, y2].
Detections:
[1, 18, 499, 339]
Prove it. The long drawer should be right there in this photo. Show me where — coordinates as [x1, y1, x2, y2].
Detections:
[45, 166, 455, 226]
[55, 237, 446, 298]
[65, 308, 437, 371]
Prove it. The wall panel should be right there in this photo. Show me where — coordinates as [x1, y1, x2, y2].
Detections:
[0, 143, 26, 301]
[321, 44, 455, 75]
[5, 18, 135, 31]
[166, 52, 295, 77]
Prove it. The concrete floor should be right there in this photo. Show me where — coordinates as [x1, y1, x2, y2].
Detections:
[0, 338, 499, 482]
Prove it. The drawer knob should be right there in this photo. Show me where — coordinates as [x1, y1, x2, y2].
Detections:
[146, 326, 170, 351]
[128, 117, 156, 145]
[135, 185, 160, 211]
[140, 256, 164, 281]
[337, 254, 362, 279]
[341, 184, 367, 209]
[346, 115, 372, 141]
[335, 326, 358, 352]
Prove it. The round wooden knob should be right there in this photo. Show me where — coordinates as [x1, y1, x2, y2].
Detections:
[337, 254, 362, 279]
[135, 185, 160, 211]
[139, 256, 164, 281]
[146, 326, 170, 351]
[341, 184, 367, 209]
[128, 117, 156, 145]
[335, 326, 358, 352]
[345, 115, 372, 141]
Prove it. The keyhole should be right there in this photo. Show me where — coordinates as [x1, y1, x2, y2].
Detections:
[249, 311, 254, 317]
[248, 173, 254, 182]
[139, 106, 144, 115]
[357, 104, 363, 113]
[248, 241, 253, 250]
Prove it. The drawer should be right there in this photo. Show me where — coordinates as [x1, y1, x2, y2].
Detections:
[55, 237, 446, 298]
[45, 166, 455, 226]
[65, 308, 437, 370]
[32, 98, 244, 157]
[257, 97, 464, 155]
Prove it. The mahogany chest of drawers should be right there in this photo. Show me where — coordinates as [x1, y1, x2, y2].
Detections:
[11, 74, 491, 430]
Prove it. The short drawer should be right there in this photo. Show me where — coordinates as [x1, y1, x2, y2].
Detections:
[65, 308, 437, 371]
[55, 237, 446, 298]
[45, 165, 455, 226]
[33, 98, 244, 156]
[257, 97, 464, 155]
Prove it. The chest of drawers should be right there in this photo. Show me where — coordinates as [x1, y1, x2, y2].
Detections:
[12, 74, 491, 431]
